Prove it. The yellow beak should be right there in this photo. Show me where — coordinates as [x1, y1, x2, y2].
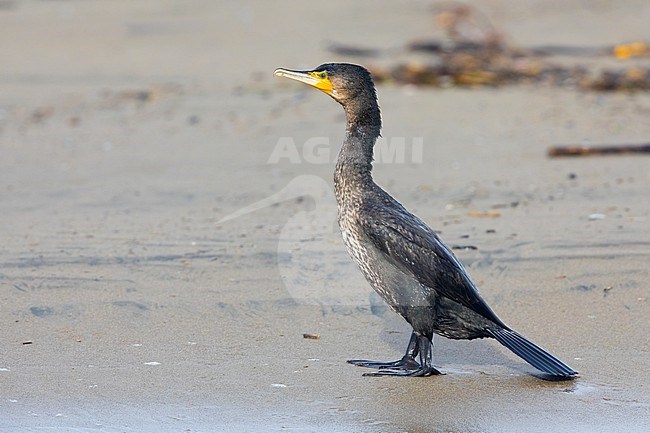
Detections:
[274, 68, 333, 94]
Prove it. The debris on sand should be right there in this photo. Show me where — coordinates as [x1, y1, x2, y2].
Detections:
[302, 333, 320, 340]
[328, 3, 650, 92]
[548, 143, 650, 157]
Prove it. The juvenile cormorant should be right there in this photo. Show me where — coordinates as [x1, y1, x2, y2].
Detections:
[274, 63, 577, 378]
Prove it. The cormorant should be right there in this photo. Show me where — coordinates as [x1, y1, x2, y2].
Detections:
[274, 63, 577, 378]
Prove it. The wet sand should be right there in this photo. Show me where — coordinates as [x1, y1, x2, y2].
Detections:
[1, 1, 649, 432]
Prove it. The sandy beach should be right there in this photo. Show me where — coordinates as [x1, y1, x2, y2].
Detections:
[1, 1, 649, 432]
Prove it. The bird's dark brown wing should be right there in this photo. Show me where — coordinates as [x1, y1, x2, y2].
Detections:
[359, 200, 507, 327]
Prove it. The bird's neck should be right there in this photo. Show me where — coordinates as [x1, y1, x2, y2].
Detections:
[334, 99, 381, 200]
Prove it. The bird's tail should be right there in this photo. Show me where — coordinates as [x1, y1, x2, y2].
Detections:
[487, 328, 577, 377]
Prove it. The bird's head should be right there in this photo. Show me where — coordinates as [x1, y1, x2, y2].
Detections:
[274, 63, 376, 107]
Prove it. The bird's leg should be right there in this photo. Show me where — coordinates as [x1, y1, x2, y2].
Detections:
[347, 331, 420, 370]
[415, 335, 442, 376]
[358, 334, 443, 377]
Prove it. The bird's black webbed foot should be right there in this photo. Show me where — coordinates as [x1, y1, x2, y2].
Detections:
[349, 332, 443, 377]
[362, 365, 442, 377]
[348, 331, 419, 370]
[347, 355, 421, 370]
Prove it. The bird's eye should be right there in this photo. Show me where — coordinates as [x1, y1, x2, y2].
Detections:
[319, 72, 327, 79]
